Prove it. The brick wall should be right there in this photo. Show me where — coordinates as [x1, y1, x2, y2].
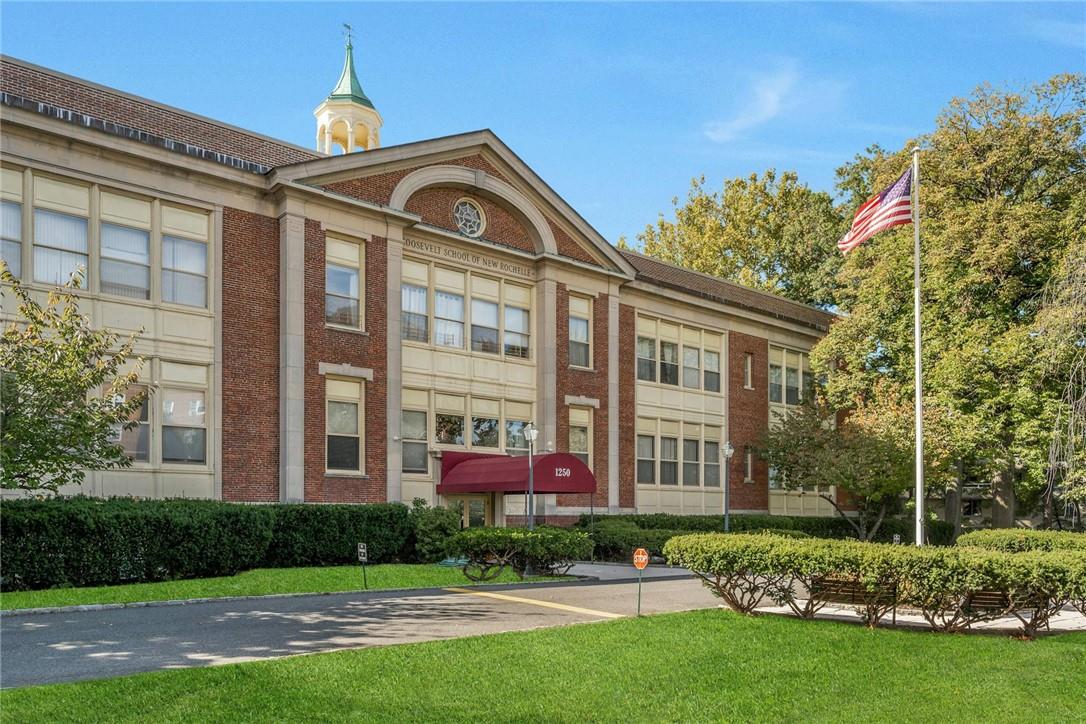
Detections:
[618, 303, 636, 509]
[549, 220, 599, 266]
[322, 154, 510, 206]
[0, 59, 316, 168]
[555, 284, 609, 508]
[728, 331, 769, 511]
[303, 220, 388, 502]
[404, 187, 535, 254]
[221, 208, 280, 501]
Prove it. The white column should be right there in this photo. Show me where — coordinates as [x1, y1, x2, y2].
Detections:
[323, 127, 333, 155]
[279, 211, 306, 502]
[386, 239, 404, 503]
[607, 294, 620, 512]
[536, 278, 558, 452]
[347, 126, 355, 154]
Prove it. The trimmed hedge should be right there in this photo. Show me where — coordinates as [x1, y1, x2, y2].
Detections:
[957, 529, 1086, 553]
[664, 533, 1086, 637]
[583, 518, 810, 561]
[577, 513, 954, 547]
[1, 498, 421, 591]
[447, 527, 593, 580]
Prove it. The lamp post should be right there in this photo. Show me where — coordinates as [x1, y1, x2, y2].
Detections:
[722, 441, 735, 533]
[524, 422, 539, 531]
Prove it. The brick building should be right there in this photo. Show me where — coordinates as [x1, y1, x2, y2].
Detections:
[0, 46, 837, 524]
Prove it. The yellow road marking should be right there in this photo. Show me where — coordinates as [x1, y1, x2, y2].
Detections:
[444, 587, 623, 619]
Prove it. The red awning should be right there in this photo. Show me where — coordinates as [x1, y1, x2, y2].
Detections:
[437, 451, 597, 495]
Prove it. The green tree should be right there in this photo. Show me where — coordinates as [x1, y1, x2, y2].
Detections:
[638, 170, 845, 308]
[814, 74, 1086, 525]
[0, 266, 146, 492]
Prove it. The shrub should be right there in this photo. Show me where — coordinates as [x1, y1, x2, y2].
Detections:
[957, 529, 1086, 553]
[0, 498, 275, 591]
[447, 527, 593, 580]
[408, 499, 463, 563]
[663, 532, 1086, 637]
[264, 503, 412, 567]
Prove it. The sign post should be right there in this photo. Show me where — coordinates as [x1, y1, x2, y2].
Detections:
[357, 542, 368, 590]
[633, 547, 649, 617]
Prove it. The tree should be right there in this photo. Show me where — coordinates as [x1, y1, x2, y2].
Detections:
[815, 74, 1086, 525]
[760, 384, 954, 540]
[0, 266, 146, 492]
[638, 170, 845, 308]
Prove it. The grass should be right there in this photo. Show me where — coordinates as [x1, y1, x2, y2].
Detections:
[0, 564, 546, 611]
[3, 609, 1084, 722]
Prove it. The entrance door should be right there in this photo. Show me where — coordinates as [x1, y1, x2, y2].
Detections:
[449, 495, 491, 528]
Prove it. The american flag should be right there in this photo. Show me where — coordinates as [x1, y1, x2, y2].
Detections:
[838, 168, 914, 253]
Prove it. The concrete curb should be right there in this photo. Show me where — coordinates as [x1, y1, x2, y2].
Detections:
[0, 575, 606, 618]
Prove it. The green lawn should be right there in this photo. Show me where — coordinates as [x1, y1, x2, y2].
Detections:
[0, 564, 540, 611]
[4, 609, 1084, 723]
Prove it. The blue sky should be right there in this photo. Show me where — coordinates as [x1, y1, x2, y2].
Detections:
[2, 3, 1082, 243]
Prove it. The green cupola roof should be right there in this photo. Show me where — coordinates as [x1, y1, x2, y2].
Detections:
[327, 40, 374, 109]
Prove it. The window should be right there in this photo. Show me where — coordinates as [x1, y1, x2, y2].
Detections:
[34, 208, 88, 286]
[504, 306, 530, 358]
[161, 389, 206, 464]
[162, 234, 207, 307]
[769, 363, 783, 403]
[100, 223, 150, 299]
[962, 499, 982, 517]
[453, 199, 485, 237]
[472, 415, 499, 447]
[470, 299, 500, 353]
[435, 414, 465, 445]
[704, 351, 721, 393]
[505, 420, 529, 456]
[802, 371, 815, 402]
[326, 379, 362, 472]
[434, 290, 465, 348]
[744, 446, 754, 481]
[401, 284, 429, 342]
[744, 353, 754, 389]
[569, 424, 589, 466]
[660, 437, 678, 485]
[704, 441, 720, 487]
[660, 342, 679, 385]
[769, 465, 782, 490]
[637, 337, 656, 382]
[682, 348, 700, 389]
[326, 238, 362, 328]
[786, 364, 800, 405]
[636, 435, 655, 484]
[683, 439, 700, 486]
[1, 200, 21, 278]
[569, 316, 590, 368]
[110, 384, 149, 462]
[401, 410, 428, 474]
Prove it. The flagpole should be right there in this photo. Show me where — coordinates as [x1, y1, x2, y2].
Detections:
[912, 146, 924, 546]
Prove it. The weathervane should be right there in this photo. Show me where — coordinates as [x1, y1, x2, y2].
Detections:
[343, 23, 352, 48]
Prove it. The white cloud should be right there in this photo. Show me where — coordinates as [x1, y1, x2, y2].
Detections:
[703, 62, 799, 143]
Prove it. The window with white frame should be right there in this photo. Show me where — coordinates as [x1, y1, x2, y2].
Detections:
[472, 412, 500, 447]
[682, 438, 700, 485]
[660, 342, 679, 385]
[636, 435, 655, 484]
[637, 337, 656, 382]
[1, 200, 22, 278]
[162, 234, 207, 307]
[704, 350, 721, 393]
[34, 208, 88, 286]
[326, 237, 363, 328]
[401, 409, 428, 474]
[435, 413, 465, 445]
[504, 306, 530, 358]
[401, 284, 429, 342]
[769, 362, 783, 403]
[470, 299, 500, 354]
[100, 223, 150, 300]
[659, 437, 678, 485]
[769, 347, 810, 408]
[786, 365, 800, 405]
[161, 388, 206, 464]
[569, 297, 591, 368]
[683, 348, 700, 389]
[744, 353, 754, 389]
[704, 441, 720, 487]
[434, 290, 465, 348]
[110, 384, 150, 462]
[569, 408, 591, 466]
[326, 378, 363, 473]
[744, 446, 754, 481]
[505, 419, 529, 456]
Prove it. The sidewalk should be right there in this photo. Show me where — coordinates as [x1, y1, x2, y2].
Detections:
[567, 561, 692, 581]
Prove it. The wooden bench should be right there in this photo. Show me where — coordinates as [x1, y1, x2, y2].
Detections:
[810, 576, 897, 625]
[962, 589, 1010, 615]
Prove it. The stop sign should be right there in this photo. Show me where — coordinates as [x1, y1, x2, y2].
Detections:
[633, 547, 649, 570]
